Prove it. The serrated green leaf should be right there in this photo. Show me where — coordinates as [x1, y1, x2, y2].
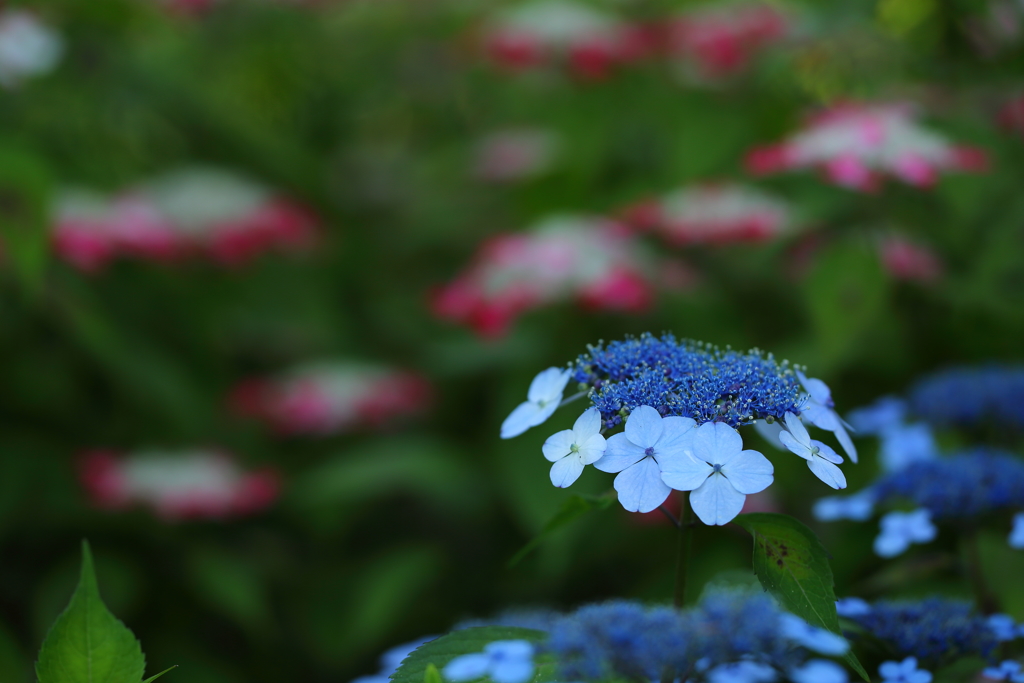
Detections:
[391, 627, 546, 683]
[508, 493, 615, 568]
[733, 513, 869, 682]
[35, 541, 147, 683]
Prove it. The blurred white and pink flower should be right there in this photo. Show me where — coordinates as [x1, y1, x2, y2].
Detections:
[79, 449, 280, 521]
[622, 182, 794, 245]
[474, 128, 561, 183]
[746, 103, 988, 191]
[665, 1, 790, 81]
[431, 215, 655, 338]
[481, 0, 651, 79]
[52, 168, 318, 271]
[877, 234, 943, 284]
[0, 8, 62, 88]
[230, 362, 431, 436]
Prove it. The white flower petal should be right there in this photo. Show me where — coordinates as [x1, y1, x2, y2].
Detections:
[798, 371, 832, 405]
[832, 421, 858, 463]
[690, 473, 746, 526]
[527, 367, 571, 404]
[541, 429, 575, 463]
[783, 411, 811, 447]
[549, 457, 585, 488]
[501, 401, 545, 439]
[624, 405, 664, 449]
[654, 416, 697, 456]
[721, 450, 774, 495]
[810, 440, 843, 465]
[613, 456, 671, 513]
[571, 407, 602, 440]
[660, 453, 712, 492]
[576, 434, 607, 465]
[593, 433, 646, 473]
[807, 458, 847, 490]
[690, 422, 743, 466]
[779, 430, 812, 461]
[802, 402, 840, 432]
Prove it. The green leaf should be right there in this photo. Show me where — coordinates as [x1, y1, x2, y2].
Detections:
[35, 541, 171, 683]
[507, 493, 615, 568]
[0, 143, 51, 293]
[391, 627, 546, 683]
[733, 513, 869, 682]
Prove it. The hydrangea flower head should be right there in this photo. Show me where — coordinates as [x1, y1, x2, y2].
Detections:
[874, 508, 937, 557]
[444, 640, 534, 683]
[778, 412, 846, 489]
[879, 657, 931, 683]
[622, 183, 793, 245]
[908, 365, 1024, 430]
[746, 103, 987, 192]
[594, 405, 696, 512]
[0, 9, 62, 88]
[846, 396, 907, 435]
[78, 449, 279, 521]
[502, 367, 573, 438]
[983, 660, 1024, 682]
[844, 598, 999, 667]
[231, 362, 430, 436]
[660, 421, 774, 525]
[573, 333, 802, 429]
[432, 216, 653, 338]
[542, 407, 607, 487]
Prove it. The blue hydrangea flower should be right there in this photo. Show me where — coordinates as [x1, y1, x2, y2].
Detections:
[986, 614, 1022, 642]
[572, 334, 802, 430]
[983, 660, 1024, 682]
[813, 490, 875, 522]
[593, 405, 695, 512]
[707, 660, 778, 683]
[1011, 512, 1024, 550]
[778, 614, 849, 655]
[542, 407, 606, 488]
[660, 421, 774, 525]
[778, 412, 846, 489]
[909, 365, 1024, 429]
[874, 509, 937, 557]
[797, 371, 857, 463]
[350, 637, 434, 683]
[843, 598, 999, 667]
[789, 659, 849, 683]
[847, 396, 907, 435]
[878, 423, 937, 472]
[443, 640, 535, 683]
[835, 597, 872, 618]
[501, 367, 572, 438]
[879, 657, 931, 683]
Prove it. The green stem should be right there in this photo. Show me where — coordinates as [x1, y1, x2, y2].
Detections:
[673, 493, 693, 609]
[962, 528, 1000, 615]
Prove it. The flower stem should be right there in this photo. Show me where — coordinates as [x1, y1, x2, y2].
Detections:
[673, 493, 693, 609]
[557, 390, 588, 408]
[961, 528, 1000, 614]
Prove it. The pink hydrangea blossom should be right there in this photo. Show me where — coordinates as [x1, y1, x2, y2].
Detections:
[622, 183, 793, 245]
[52, 168, 318, 271]
[474, 128, 560, 183]
[79, 450, 279, 521]
[230, 363, 431, 436]
[665, 2, 789, 80]
[878, 234, 943, 284]
[481, 0, 652, 79]
[746, 103, 988, 191]
[431, 215, 655, 338]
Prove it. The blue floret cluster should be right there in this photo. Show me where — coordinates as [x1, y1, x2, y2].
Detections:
[841, 598, 999, 668]
[572, 333, 802, 429]
[870, 449, 1024, 521]
[908, 365, 1024, 429]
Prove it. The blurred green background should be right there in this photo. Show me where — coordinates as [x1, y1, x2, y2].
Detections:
[2, 0, 1024, 680]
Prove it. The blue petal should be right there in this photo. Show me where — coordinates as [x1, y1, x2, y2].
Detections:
[443, 654, 491, 682]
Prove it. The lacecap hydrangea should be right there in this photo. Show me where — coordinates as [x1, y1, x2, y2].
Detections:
[502, 333, 856, 525]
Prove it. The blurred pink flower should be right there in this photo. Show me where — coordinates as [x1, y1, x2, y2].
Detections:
[622, 183, 793, 245]
[79, 450, 279, 521]
[52, 168, 318, 271]
[878, 234, 943, 283]
[474, 129, 560, 183]
[746, 103, 988, 191]
[481, 0, 651, 79]
[230, 363, 431, 436]
[431, 215, 655, 338]
[665, 2, 789, 80]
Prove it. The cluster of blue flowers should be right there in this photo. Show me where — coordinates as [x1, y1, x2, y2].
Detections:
[908, 365, 1024, 429]
[870, 449, 1024, 521]
[839, 597, 1000, 668]
[571, 334, 802, 429]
